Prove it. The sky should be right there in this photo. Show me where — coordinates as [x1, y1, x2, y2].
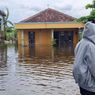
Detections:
[0, 0, 92, 23]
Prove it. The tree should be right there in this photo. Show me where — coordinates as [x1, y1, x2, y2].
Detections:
[6, 27, 17, 42]
[77, 0, 95, 23]
[1, 8, 17, 43]
[77, 16, 88, 23]
[3, 8, 14, 40]
[86, 0, 95, 9]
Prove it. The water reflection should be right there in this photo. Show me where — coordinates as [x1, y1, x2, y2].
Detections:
[0, 44, 80, 95]
[0, 45, 7, 68]
[18, 45, 74, 64]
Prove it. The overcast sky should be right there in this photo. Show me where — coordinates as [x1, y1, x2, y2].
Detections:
[0, 0, 92, 23]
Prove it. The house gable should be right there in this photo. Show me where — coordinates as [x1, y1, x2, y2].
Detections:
[20, 8, 75, 23]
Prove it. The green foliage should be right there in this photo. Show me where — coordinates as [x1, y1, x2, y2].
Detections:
[2, 8, 16, 41]
[90, 9, 95, 15]
[77, 0, 95, 23]
[86, 0, 95, 9]
[77, 16, 88, 23]
[6, 27, 17, 41]
[86, 4, 93, 9]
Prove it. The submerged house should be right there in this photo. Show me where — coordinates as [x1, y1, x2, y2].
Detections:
[15, 8, 84, 47]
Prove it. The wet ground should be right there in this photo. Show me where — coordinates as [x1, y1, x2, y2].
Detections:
[0, 44, 80, 95]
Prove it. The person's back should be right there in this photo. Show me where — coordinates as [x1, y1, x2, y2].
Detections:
[73, 22, 95, 95]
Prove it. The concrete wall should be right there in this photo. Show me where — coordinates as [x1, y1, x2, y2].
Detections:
[34, 29, 52, 46]
[17, 29, 52, 46]
[73, 31, 79, 47]
[17, 30, 22, 45]
[17, 30, 29, 46]
[15, 23, 84, 30]
[24, 31, 29, 46]
[17, 29, 79, 47]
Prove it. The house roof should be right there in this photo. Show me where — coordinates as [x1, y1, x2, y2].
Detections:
[20, 8, 75, 23]
[0, 10, 6, 16]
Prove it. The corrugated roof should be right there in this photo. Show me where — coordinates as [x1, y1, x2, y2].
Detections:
[20, 8, 75, 23]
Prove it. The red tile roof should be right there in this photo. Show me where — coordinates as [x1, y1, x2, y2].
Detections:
[20, 8, 75, 23]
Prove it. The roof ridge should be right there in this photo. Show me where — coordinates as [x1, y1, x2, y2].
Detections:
[52, 9, 75, 19]
[19, 8, 75, 23]
[48, 8, 75, 19]
[20, 8, 50, 22]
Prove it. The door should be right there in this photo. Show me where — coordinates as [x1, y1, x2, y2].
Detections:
[29, 32, 35, 46]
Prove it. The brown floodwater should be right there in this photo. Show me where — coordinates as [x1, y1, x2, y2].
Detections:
[0, 44, 80, 95]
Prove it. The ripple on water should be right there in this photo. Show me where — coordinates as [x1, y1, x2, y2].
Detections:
[0, 45, 80, 95]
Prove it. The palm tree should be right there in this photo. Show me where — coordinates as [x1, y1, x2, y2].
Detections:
[3, 8, 14, 40]
[0, 9, 6, 43]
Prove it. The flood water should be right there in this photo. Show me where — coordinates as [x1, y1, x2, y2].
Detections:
[0, 44, 80, 95]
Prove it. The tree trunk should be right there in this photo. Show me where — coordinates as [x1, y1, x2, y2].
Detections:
[0, 31, 4, 44]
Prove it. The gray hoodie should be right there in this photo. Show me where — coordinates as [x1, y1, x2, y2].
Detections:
[73, 22, 95, 92]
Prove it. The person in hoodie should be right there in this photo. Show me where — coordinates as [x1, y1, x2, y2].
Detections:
[73, 21, 95, 95]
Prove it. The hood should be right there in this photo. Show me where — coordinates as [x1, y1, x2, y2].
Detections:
[83, 22, 95, 43]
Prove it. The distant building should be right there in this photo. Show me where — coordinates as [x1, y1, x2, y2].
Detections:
[0, 10, 6, 31]
[15, 8, 84, 47]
